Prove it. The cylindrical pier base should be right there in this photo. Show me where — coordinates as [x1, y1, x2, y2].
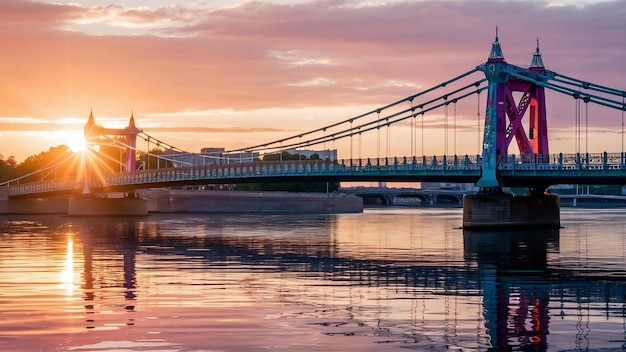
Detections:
[68, 196, 148, 216]
[463, 193, 560, 229]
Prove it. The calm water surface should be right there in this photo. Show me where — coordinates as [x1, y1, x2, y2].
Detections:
[1, 208, 626, 351]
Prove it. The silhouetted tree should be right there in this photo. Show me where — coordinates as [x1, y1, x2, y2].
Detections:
[0, 154, 18, 182]
[15, 145, 79, 182]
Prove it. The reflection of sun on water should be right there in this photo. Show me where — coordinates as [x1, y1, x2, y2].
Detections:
[60, 234, 75, 295]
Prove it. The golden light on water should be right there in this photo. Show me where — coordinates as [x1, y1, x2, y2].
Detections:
[60, 234, 75, 295]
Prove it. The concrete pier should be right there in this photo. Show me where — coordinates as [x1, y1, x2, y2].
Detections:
[67, 195, 148, 216]
[463, 192, 560, 229]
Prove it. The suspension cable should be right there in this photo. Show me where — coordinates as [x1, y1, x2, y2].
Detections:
[226, 71, 485, 153]
[505, 68, 624, 111]
[552, 71, 625, 96]
[286, 86, 486, 153]
[242, 80, 487, 154]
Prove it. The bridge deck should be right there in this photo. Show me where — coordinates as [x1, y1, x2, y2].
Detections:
[5, 152, 626, 198]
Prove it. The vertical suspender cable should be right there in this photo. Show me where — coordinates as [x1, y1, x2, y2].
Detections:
[620, 92, 626, 164]
[444, 96, 448, 156]
[349, 120, 353, 165]
[585, 98, 590, 195]
[414, 111, 418, 157]
[453, 100, 457, 156]
[386, 119, 390, 159]
[421, 107, 424, 157]
[477, 91, 481, 155]
[358, 129, 362, 161]
[413, 111, 417, 158]
[377, 110, 381, 162]
[575, 95, 580, 154]
[585, 98, 589, 156]
[323, 128, 326, 160]
[157, 142, 160, 169]
[410, 98, 414, 158]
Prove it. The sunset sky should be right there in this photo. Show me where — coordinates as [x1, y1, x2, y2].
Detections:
[0, 0, 624, 162]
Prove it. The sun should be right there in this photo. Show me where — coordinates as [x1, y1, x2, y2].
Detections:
[67, 132, 88, 153]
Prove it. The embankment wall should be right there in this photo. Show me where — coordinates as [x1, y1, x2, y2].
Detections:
[0, 190, 363, 215]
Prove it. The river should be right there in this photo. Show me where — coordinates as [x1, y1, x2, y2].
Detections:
[0, 207, 625, 351]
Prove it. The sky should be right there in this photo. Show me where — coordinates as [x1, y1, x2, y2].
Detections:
[0, 0, 624, 162]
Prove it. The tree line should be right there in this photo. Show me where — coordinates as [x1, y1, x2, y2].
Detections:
[0, 145, 75, 183]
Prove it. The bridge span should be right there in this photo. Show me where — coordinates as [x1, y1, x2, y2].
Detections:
[6, 153, 626, 199]
[1, 32, 624, 222]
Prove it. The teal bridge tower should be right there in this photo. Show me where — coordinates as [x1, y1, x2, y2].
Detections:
[464, 30, 558, 228]
[478, 30, 549, 190]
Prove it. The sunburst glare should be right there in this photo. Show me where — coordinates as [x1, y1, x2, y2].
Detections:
[59, 130, 88, 153]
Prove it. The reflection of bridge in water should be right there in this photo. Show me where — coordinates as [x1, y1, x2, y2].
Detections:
[79, 218, 626, 350]
[343, 186, 626, 208]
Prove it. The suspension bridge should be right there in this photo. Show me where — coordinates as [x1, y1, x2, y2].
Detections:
[1, 33, 625, 223]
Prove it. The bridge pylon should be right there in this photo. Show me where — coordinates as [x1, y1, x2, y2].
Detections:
[71, 110, 147, 215]
[477, 31, 550, 188]
[84, 110, 143, 174]
[464, 31, 559, 229]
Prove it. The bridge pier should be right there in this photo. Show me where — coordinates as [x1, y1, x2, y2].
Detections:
[462, 189, 560, 229]
[68, 194, 148, 216]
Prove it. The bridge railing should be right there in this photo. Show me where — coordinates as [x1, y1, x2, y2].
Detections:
[6, 176, 83, 197]
[6, 152, 626, 197]
[340, 155, 482, 171]
[498, 152, 626, 171]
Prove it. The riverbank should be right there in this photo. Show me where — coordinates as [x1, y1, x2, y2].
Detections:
[0, 189, 363, 215]
[141, 189, 363, 214]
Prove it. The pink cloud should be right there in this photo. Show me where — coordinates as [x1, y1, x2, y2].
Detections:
[0, 0, 75, 27]
[118, 5, 200, 25]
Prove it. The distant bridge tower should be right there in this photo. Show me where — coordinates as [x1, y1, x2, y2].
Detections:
[477, 30, 550, 188]
[84, 110, 143, 172]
